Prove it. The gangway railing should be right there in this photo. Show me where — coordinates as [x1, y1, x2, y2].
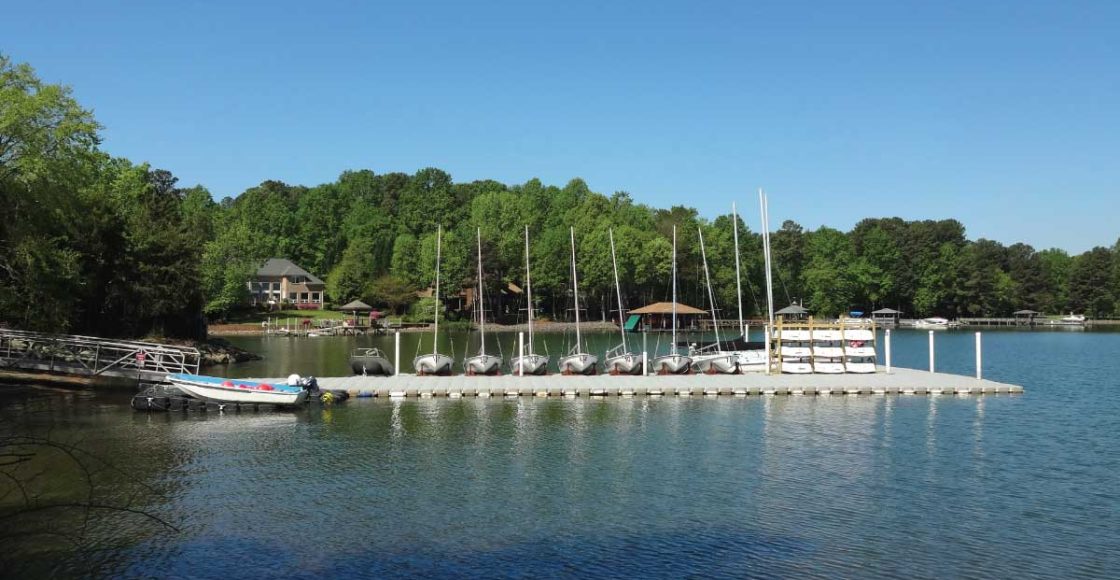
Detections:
[0, 328, 200, 381]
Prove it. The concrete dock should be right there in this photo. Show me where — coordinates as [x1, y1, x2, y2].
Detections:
[248, 367, 1023, 398]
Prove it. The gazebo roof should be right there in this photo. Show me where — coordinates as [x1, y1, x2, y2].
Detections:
[1013, 309, 1040, 315]
[339, 300, 373, 311]
[630, 301, 707, 315]
[872, 308, 903, 315]
[776, 304, 809, 315]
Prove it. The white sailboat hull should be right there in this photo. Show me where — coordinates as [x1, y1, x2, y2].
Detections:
[464, 354, 503, 375]
[558, 353, 598, 375]
[605, 352, 643, 375]
[413, 353, 454, 376]
[693, 354, 739, 374]
[650, 354, 692, 375]
[510, 354, 550, 375]
[729, 350, 768, 372]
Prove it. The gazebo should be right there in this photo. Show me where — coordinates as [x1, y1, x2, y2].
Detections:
[1013, 309, 1040, 326]
[629, 301, 707, 331]
[775, 304, 809, 320]
[339, 299, 373, 326]
[871, 308, 903, 327]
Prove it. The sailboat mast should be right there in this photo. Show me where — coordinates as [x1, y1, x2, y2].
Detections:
[759, 189, 775, 329]
[524, 226, 533, 354]
[570, 227, 582, 352]
[433, 225, 442, 356]
[476, 227, 485, 354]
[609, 228, 626, 352]
[732, 202, 745, 339]
[671, 226, 678, 354]
[698, 228, 721, 348]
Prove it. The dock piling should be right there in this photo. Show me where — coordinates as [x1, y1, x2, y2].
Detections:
[394, 331, 400, 376]
[886, 329, 892, 373]
[518, 332, 525, 377]
[976, 331, 982, 380]
[929, 330, 935, 373]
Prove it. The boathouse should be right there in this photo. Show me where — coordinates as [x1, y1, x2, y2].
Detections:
[627, 301, 706, 331]
[249, 258, 326, 309]
[871, 308, 903, 327]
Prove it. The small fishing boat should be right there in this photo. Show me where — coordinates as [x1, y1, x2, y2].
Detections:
[414, 225, 455, 376]
[509, 226, 551, 375]
[349, 347, 393, 376]
[913, 317, 952, 329]
[167, 373, 310, 406]
[1052, 312, 1087, 326]
[650, 226, 692, 374]
[558, 227, 598, 375]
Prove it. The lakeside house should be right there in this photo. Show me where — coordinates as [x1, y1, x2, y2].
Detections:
[248, 258, 325, 309]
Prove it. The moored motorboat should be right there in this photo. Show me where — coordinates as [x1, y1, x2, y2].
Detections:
[913, 317, 952, 329]
[349, 347, 394, 376]
[167, 373, 310, 406]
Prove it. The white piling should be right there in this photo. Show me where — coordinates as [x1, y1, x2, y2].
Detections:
[518, 331, 525, 377]
[975, 331, 982, 380]
[643, 331, 648, 376]
[928, 330, 935, 373]
[764, 327, 772, 375]
[394, 331, 401, 376]
[885, 329, 892, 373]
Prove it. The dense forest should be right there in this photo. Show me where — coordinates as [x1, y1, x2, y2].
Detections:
[3, 55, 1118, 340]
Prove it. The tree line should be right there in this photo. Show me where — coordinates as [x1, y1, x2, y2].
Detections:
[3, 55, 1118, 340]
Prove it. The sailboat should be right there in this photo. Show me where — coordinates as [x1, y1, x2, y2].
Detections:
[650, 226, 693, 374]
[604, 228, 642, 375]
[558, 227, 598, 375]
[510, 226, 550, 375]
[413, 225, 454, 376]
[723, 202, 767, 371]
[690, 227, 739, 374]
[464, 228, 502, 375]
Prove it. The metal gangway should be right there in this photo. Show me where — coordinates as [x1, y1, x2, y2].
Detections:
[0, 328, 200, 383]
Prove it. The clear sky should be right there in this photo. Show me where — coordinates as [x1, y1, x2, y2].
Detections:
[4, 0, 1117, 252]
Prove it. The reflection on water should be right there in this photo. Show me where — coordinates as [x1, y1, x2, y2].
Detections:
[1, 330, 1119, 578]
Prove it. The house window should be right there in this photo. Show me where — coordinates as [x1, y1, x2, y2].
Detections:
[272, 282, 280, 291]
[300, 292, 309, 301]
[289, 292, 297, 300]
[312, 292, 320, 303]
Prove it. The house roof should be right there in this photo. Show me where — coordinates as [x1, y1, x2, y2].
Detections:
[630, 301, 707, 315]
[776, 304, 809, 315]
[1013, 309, 1040, 315]
[339, 300, 373, 311]
[256, 258, 324, 285]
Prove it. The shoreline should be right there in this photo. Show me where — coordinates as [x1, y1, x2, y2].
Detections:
[208, 320, 623, 337]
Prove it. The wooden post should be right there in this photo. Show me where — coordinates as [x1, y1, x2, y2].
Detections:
[928, 330, 935, 373]
[975, 331, 982, 380]
[642, 331, 648, 376]
[394, 331, 401, 376]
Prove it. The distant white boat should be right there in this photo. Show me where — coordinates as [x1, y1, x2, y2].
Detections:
[1054, 313, 1087, 325]
[913, 317, 952, 329]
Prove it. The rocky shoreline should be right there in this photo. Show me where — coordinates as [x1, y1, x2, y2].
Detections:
[154, 337, 262, 365]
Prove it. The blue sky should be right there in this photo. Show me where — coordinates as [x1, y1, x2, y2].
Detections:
[4, 0, 1117, 252]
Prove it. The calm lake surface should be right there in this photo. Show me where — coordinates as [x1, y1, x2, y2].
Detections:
[2, 329, 1118, 578]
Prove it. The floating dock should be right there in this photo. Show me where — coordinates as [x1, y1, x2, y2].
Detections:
[246, 367, 1022, 399]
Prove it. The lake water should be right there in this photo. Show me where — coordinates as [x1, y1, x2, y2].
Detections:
[1, 329, 1118, 578]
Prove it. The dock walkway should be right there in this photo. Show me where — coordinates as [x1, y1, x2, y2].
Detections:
[248, 367, 1022, 398]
